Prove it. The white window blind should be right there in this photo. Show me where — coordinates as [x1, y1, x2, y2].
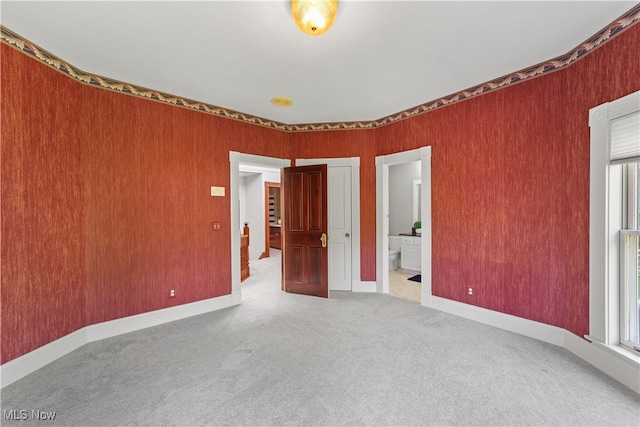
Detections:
[610, 111, 640, 163]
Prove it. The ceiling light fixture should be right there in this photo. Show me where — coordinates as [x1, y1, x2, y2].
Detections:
[271, 97, 293, 107]
[291, 0, 338, 36]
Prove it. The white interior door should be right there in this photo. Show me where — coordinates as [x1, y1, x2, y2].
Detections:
[328, 166, 352, 291]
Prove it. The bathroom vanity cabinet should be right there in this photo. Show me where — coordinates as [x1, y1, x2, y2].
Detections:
[400, 235, 421, 272]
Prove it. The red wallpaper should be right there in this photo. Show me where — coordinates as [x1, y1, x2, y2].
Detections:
[80, 88, 289, 325]
[375, 23, 640, 336]
[1, 48, 87, 363]
[1, 45, 289, 362]
[2, 21, 639, 363]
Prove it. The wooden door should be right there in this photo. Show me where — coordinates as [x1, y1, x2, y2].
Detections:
[282, 164, 328, 298]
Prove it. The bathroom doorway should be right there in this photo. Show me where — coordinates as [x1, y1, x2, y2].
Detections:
[375, 147, 432, 306]
[387, 161, 421, 303]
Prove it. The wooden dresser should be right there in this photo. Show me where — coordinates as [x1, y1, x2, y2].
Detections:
[269, 224, 281, 249]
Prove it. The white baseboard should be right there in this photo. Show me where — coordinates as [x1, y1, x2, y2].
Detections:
[352, 280, 377, 292]
[4, 290, 638, 394]
[86, 293, 240, 342]
[566, 334, 640, 394]
[425, 296, 566, 346]
[1, 293, 241, 389]
[423, 295, 640, 394]
[0, 328, 88, 390]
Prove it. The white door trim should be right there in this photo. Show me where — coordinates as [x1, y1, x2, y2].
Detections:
[230, 152, 291, 299]
[375, 147, 432, 304]
[295, 157, 362, 290]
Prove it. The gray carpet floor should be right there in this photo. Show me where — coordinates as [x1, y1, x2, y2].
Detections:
[1, 254, 639, 426]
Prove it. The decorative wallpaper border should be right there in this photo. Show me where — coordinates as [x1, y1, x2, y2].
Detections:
[2, 3, 639, 132]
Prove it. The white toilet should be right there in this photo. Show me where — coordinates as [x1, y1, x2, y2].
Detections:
[388, 236, 401, 271]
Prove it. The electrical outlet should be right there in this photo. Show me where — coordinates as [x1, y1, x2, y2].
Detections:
[170, 289, 175, 297]
[467, 287, 473, 296]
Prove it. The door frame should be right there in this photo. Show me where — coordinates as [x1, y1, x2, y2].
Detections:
[296, 157, 362, 291]
[375, 146, 432, 305]
[262, 181, 281, 259]
[230, 152, 291, 299]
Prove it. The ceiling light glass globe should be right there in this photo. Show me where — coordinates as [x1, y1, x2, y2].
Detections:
[292, 0, 338, 36]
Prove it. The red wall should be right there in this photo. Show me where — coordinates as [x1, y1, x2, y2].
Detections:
[2, 21, 639, 364]
[80, 82, 293, 327]
[1, 47, 291, 363]
[375, 23, 640, 336]
[1, 48, 87, 363]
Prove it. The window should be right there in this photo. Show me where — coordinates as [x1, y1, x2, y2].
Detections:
[589, 91, 640, 353]
[620, 162, 639, 350]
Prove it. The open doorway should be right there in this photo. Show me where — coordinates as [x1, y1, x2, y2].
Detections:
[231, 153, 366, 301]
[238, 166, 283, 286]
[387, 161, 422, 303]
[237, 166, 282, 262]
[376, 147, 432, 306]
[263, 182, 281, 259]
[230, 153, 291, 301]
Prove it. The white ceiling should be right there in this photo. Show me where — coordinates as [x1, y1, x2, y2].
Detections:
[1, 1, 637, 125]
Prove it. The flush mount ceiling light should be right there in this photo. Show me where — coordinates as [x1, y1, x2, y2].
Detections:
[271, 97, 293, 107]
[291, 0, 338, 36]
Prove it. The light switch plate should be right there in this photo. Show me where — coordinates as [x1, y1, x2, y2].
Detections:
[210, 186, 225, 197]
